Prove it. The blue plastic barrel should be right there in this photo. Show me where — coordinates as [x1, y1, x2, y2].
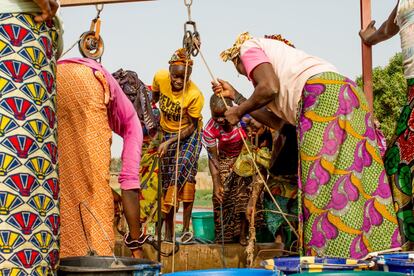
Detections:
[58, 256, 161, 275]
[376, 252, 414, 274]
[164, 268, 277, 276]
[291, 272, 405, 275]
[262, 256, 371, 274]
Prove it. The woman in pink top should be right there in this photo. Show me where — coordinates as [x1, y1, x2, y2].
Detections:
[57, 58, 143, 258]
[214, 33, 400, 258]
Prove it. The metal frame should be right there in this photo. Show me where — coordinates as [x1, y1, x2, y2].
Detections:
[60, 0, 153, 7]
[360, 0, 373, 111]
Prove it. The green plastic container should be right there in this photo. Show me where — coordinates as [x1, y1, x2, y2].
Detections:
[192, 211, 215, 242]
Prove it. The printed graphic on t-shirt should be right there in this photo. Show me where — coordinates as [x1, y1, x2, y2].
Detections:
[159, 94, 182, 122]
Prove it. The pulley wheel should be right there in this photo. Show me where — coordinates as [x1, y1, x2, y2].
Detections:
[78, 31, 104, 60]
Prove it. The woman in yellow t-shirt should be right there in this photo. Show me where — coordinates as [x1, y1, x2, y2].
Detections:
[152, 48, 204, 241]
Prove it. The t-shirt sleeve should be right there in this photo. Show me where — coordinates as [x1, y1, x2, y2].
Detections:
[202, 119, 218, 148]
[240, 40, 271, 81]
[187, 89, 204, 119]
[152, 70, 167, 92]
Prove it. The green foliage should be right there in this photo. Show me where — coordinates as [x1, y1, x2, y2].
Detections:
[110, 158, 122, 173]
[356, 53, 407, 141]
[194, 189, 213, 207]
[197, 154, 209, 172]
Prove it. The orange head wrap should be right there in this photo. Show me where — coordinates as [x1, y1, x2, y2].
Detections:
[169, 48, 194, 67]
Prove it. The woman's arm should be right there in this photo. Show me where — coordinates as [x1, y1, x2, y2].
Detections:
[224, 63, 280, 125]
[158, 116, 198, 157]
[207, 146, 223, 204]
[359, 4, 399, 45]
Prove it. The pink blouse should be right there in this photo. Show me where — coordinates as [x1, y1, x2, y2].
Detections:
[58, 58, 143, 190]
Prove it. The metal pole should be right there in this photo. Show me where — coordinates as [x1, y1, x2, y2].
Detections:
[360, 0, 374, 112]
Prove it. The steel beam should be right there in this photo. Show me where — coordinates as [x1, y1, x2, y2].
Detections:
[61, 0, 153, 7]
[360, 0, 373, 111]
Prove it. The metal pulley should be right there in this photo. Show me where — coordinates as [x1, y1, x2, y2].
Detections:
[79, 4, 105, 60]
[182, 20, 200, 57]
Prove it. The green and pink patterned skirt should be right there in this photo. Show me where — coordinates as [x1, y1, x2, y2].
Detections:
[297, 72, 401, 258]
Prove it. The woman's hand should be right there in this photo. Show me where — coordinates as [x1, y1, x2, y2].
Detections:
[158, 140, 171, 157]
[224, 106, 242, 125]
[211, 79, 237, 100]
[33, 0, 59, 22]
[213, 184, 224, 205]
[359, 20, 377, 45]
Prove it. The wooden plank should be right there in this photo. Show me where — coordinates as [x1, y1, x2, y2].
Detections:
[360, 0, 374, 111]
[60, 0, 153, 7]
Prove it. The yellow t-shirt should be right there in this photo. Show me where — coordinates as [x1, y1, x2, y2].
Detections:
[152, 69, 204, 133]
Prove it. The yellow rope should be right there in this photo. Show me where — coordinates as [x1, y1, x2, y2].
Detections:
[193, 42, 299, 239]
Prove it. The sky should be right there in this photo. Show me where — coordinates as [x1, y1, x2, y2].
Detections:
[59, 0, 401, 157]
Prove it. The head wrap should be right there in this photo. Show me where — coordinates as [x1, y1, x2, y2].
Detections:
[169, 48, 193, 67]
[264, 34, 295, 48]
[220, 32, 253, 62]
[112, 69, 158, 135]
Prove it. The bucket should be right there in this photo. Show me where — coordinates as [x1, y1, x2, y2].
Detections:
[192, 211, 215, 242]
[262, 257, 373, 274]
[58, 256, 161, 276]
[376, 252, 414, 274]
[291, 272, 405, 275]
[165, 268, 277, 275]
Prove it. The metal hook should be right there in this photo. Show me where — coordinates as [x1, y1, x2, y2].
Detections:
[184, 0, 193, 7]
[95, 4, 104, 18]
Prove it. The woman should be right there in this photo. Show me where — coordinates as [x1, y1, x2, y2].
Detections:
[360, 0, 414, 249]
[214, 32, 400, 258]
[152, 48, 204, 241]
[113, 69, 160, 225]
[57, 58, 143, 258]
[202, 95, 253, 244]
[0, 1, 61, 274]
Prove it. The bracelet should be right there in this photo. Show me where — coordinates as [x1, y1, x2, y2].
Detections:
[234, 92, 246, 105]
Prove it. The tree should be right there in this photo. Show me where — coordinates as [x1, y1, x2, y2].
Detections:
[197, 154, 209, 172]
[110, 158, 122, 173]
[356, 53, 407, 141]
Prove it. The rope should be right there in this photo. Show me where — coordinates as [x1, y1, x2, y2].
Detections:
[220, 203, 226, 268]
[171, 58, 191, 273]
[78, 201, 119, 263]
[60, 38, 81, 58]
[192, 42, 299, 239]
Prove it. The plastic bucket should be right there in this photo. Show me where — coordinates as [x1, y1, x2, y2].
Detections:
[291, 272, 405, 275]
[376, 252, 414, 274]
[191, 211, 215, 242]
[165, 268, 277, 275]
[57, 256, 161, 276]
[262, 257, 372, 275]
